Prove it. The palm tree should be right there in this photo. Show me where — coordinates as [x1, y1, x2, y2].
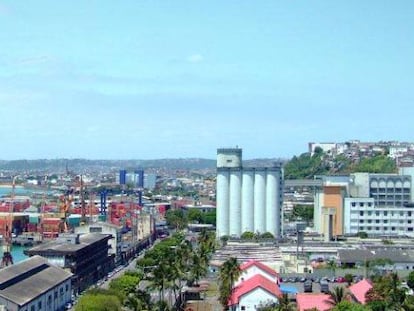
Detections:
[276, 293, 295, 311]
[326, 286, 348, 306]
[219, 257, 242, 310]
[326, 259, 337, 277]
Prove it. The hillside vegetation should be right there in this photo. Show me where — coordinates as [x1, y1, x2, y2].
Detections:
[284, 149, 397, 179]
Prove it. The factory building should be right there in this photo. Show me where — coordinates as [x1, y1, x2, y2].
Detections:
[216, 148, 284, 239]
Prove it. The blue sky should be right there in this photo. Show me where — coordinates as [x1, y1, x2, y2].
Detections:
[0, 1, 413, 160]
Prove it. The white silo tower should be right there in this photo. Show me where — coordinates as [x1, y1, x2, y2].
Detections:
[254, 168, 267, 234]
[241, 168, 255, 233]
[265, 166, 282, 236]
[229, 169, 242, 236]
[216, 148, 242, 238]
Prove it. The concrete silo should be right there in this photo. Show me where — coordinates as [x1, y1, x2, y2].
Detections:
[254, 169, 267, 234]
[241, 168, 255, 233]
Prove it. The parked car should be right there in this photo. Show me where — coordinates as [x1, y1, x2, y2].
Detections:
[320, 280, 329, 293]
[304, 280, 313, 293]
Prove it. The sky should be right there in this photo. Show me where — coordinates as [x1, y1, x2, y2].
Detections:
[0, 1, 413, 160]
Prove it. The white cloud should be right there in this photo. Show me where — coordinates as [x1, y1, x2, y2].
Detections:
[187, 54, 204, 63]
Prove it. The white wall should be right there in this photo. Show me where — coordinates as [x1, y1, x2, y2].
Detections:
[235, 287, 279, 311]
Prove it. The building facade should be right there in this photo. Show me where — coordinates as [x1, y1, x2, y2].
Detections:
[0, 256, 72, 311]
[216, 148, 283, 238]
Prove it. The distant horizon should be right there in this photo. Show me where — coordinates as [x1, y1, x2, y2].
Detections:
[1, 1, 413, 160]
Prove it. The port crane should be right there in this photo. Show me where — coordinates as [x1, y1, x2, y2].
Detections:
[1, 177, 16, 266]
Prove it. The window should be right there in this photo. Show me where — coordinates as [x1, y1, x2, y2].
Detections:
[241, 307, 246, 311]
[384, 211, 388, 216]
[352, 202, 356, 207]
[408, 228, 413, 232]
[360, 211, 364, 216]
[359, 220, 364, 223]
[375, 227, 380, 231]
[384, 220, 388, 224]
[368, 220, 372, 224]
[376, 220, 380, 224]
[392, 227, 396, 231]
[38, 301, 42, 310]
[409, 220, 412, 224]
[375, 211, 380, 216]
[368, 202, 372, 207]
[384, 227, 388, 231]
[368, 211, 372, 216]
[409, 212, 412, 217]
[54, 291, 57, 299]
[30, 306, 35, 311]
[400, 212, 404, 216]
[60, 287, 64, 296]
[66, 284, 69, 292]
[359, 202, 364, 207]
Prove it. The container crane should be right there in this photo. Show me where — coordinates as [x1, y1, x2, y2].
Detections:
[1, 177, 16, 266]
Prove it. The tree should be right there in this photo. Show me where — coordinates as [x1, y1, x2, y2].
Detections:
[292, 205, 314, 225]
[344, 273, 354, 286]
[354, 155, 396, 174]
[276, 293, 295, 311]
[260, 232, 275, 239]
[109, 273, 140, 297]
[219, 257, 242, 309]
[326, 259, 337, 277]
[407, 271, 414, 290]
[241, 231, 255, 240]
[188, 208, 203, 223]
[331, 301, 370, 311]
[357, 231, 368, 239]
[75, 293, 122, 311]
[165, 209, 187, 230]
[326, 286, 348, 306]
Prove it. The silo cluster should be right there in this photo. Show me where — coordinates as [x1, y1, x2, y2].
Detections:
[216, 148, 283, 238]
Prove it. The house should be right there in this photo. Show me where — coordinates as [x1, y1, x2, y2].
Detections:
[0, 255, 73, 311]
[228, 274, 282, 311]
[296, 293, 332, 311]
[348, 279, 373, 304]
[235, 260, 280, 287]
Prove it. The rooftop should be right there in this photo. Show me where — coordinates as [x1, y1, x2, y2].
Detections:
[348, 279, 372, 304]
[25, 233, 111, 255]
[0, 255, 72, 306]
[296, 293, 332, 311]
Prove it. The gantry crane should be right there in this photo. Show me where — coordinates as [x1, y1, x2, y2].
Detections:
[1, 177, 16, 266]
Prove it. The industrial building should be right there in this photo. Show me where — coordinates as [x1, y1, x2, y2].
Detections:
[314, 169, 414, 238]
[25, 233, 113, 294]
[0, 255, 72, 311]
[216, 148, 284, 238]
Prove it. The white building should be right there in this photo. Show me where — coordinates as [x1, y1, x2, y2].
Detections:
[216, 148, 283, 239]
[343, 172, 414, 236]
[0, 256, 72, 311]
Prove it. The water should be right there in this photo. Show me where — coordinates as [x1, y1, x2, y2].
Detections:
[0, 186, 33, 197]
[0, 245, 30, 263]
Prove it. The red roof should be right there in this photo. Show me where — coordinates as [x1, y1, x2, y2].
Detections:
[239, 260, 279, 278]
[349, 279, 372, 304]
[228, 274, 282, 306]
[296, 293, 332, 311]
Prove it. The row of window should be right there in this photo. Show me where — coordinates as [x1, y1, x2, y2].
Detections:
[358, 210, 414, 217]
[23, 283, 69, 311]
[357, 219, 413, 224]
[355, 226, 414, 232]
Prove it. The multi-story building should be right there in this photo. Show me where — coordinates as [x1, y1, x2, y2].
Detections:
[25, 233, 113, 294]
[216, 148, 283, 239]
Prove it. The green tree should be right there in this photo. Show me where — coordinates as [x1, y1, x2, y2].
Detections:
[109, 273, 140, 297]
[75, 293, 122, 311]
[241, 231, 255, 240]
[202, 210, 216, 225]
[407, 271, 414, 290]
[219, 257, 242, 309]
[188, 208, 203, 223]
[354, 155, 396, 173]
[344, 273, 354, 286]
[326, 286, 348, 306]
[292, 205, 314, 225]
[260, 232, 275, 239]
[331, 301, 370, 311]
[165, 209, 188, 230]
[326, 259, 337, 277]
[357, 231, 368, 239]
